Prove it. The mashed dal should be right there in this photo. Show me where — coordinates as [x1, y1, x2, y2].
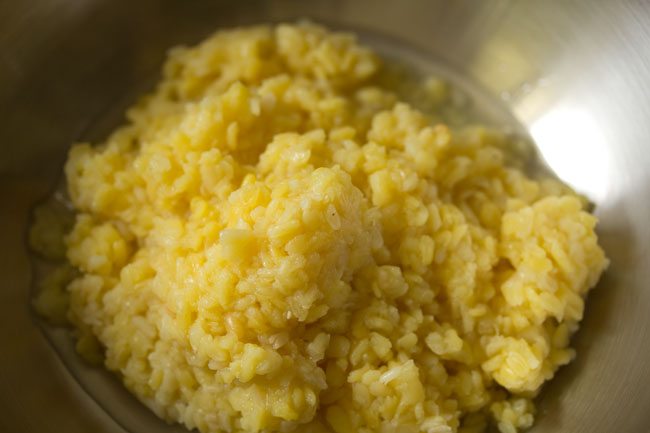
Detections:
[32, 23, 608, 433]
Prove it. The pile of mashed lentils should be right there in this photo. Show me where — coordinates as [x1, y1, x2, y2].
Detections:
[31, 23, 608, 433]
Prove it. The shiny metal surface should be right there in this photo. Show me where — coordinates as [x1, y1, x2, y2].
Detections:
[1, 1, 649, 432]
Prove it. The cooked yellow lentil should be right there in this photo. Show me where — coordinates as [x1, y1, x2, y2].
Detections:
[34, 23, 608, 433]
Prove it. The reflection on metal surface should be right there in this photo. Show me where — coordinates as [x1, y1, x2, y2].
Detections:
[531, 107, 611, 202]
[470, 37, 537, 102]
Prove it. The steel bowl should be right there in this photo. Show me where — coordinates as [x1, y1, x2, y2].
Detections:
[1, 1, 649, 432]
